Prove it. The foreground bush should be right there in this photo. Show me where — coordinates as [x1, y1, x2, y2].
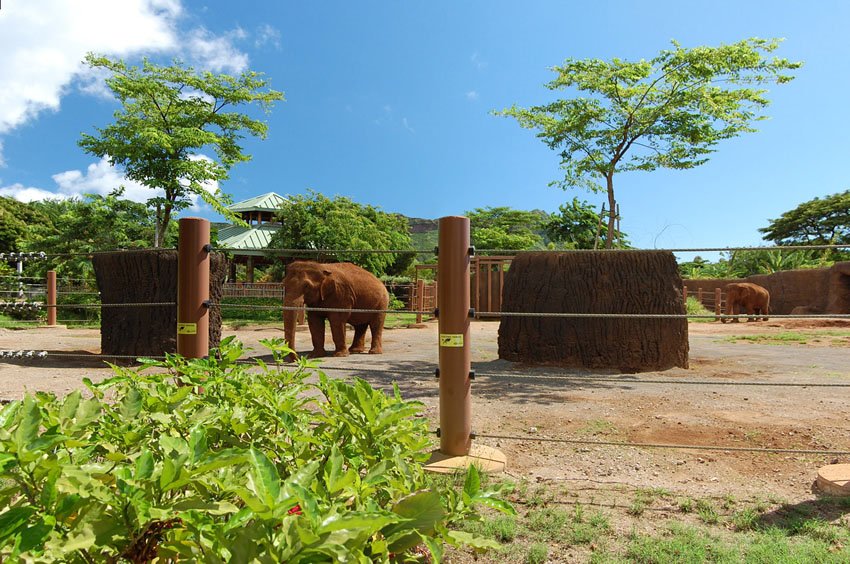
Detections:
[0, 337, 512, 561]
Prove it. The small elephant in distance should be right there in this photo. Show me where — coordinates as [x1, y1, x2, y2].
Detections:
[283, 261, 388, 360]
[722, 282, 770, 323]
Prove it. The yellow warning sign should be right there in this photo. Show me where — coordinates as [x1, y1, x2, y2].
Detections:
[177, 322, 197, 335]
[439, 334, 464, 347]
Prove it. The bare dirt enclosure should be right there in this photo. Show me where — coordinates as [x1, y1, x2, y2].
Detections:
[1, 318, 848, 507]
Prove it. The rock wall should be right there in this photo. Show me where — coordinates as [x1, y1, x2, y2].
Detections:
[498, 251, 688, 372]
[683, 261, 850, 315]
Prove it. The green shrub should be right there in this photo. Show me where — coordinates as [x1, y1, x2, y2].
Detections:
[0, 337, 513, 561]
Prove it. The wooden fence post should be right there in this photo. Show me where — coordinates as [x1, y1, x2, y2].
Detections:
[46, 270, 56, 326]
[415, 278, 425, 324]
[177, 218, 210, 359]
[715, 288, 722, 322]
[683, 285, 688, 304]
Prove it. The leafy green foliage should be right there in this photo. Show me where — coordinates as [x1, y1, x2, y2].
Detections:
[759, 190, 850, 259]
[496, 38, 801, 248]
[466, 207, 549, 250]
[79, 54, 284, 246]
[543, 197, 628, 249]
[0, 338, 511, 560]
[22, 189, 165, 282]
[0, 197, 50, 253]
[268, 191, 415, 276]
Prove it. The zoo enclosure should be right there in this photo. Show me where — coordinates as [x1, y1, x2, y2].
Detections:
[3, 227, 850, 474]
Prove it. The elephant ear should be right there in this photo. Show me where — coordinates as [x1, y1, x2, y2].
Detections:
[320, 270, 336, 301]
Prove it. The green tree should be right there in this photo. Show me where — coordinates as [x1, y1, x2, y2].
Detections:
[466, 207, 549, 250]
[495, 38, 801, 248]
[79, 54, 284, 246]
[543, 197, 627, 248]
[758, 190, 850, 250]
[24, 189, 166, 280]
[268, 191, 414, 277]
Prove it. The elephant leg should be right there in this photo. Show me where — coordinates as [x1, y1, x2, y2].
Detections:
[368, 313, 386, 354]
[306, 314, 327, 358]
[729, 300, 739, 323]
[745, 304, 757, 322]
[328, 313, 350, 357]
[349, 324, 368, 353]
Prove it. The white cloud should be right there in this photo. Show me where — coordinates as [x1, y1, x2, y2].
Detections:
[0, 0, 179, 136]
[0, 184, 66, 203]
[255, 24, 282, 50]
[52, 157, 156, 202]
[466, 90, 479, 101]
[470, 51, 487, 70]
[185, 27, 249, 73]
[2, 154, 220, 209]
[402, 117, 415, 134]
[0, 0, 254, 166]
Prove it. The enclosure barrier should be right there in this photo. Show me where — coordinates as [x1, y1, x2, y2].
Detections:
[3, 240, 850, 473]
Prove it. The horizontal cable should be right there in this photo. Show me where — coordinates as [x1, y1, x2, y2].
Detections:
[217, 303, 432, 315]
[479, 311, 850, 320]
[44, 302, 176, 309]
[474, 433, 850, 456]
[314, 364, 850, 388]
[474, 243, 850, 255]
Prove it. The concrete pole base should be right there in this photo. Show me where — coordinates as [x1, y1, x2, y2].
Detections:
[424, 445, 506, 474]
[37, 325, 67, 330]
[816, 464, 850, 496]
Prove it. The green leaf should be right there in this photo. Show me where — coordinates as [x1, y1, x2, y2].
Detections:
[135, 450, 154, 480]
[463, 464, 481, 498]
[318, 512, 398, 535]
[473, 495, 517, 515]
[0, 507, 36, 544]
[385, 490, 446, 553]
[15, 517, 52, 553]
[59, 390, 82, 422]
[171, 499, 239, 515]
[119, 386, 143, 419]
[14, 395, 41, 450]
[445, 530, 500, 550]
[248, 448, 280, 507]
[189, 425, 208, 464]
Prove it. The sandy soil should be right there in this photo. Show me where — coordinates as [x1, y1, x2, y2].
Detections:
[1, 318, 849, 507]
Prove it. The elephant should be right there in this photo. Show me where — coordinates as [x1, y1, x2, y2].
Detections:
[722, 282, 770, 323]
[283, 261, 388, 359]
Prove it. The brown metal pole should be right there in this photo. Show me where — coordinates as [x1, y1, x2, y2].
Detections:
[437, 216, 472, 456]
[46, 270, 56, 326]
[177, 217, 210, 359]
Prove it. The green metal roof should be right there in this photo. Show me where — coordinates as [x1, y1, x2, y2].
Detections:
[227, 192, 287, 213]
[216, 224, 281, 256]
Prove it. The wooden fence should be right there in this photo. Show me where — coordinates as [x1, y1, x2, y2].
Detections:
[683, 285, 726, 321]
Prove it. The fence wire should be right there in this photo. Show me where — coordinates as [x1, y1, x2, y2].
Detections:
[471, 433, 850, 457]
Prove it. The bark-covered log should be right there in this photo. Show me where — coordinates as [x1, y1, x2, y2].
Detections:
[498, 251, 688, 372]
[93, 250, 227, 358]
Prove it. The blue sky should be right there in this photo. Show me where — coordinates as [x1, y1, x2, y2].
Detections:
[1, 1, 848, 257]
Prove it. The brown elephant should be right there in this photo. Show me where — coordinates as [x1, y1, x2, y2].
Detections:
[722, 282, 770, 323]
[283, 261, 388, 359]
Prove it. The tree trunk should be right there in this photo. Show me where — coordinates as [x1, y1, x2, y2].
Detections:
[498, 251, 688, 372]
[606, 174, 616, 249]
[93, 250, 227, 359]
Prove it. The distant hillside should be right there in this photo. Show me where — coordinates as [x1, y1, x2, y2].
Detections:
[406, 217, 438, 234]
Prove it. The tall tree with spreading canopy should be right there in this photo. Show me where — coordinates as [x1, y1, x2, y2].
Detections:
[79, 54, 283, 246]
[759, 190, 850, 247]
[496, 38, 802, 248]
[268, 191, 414, 277]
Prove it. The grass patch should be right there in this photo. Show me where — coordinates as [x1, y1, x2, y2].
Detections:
[725, 330, 850, 346]
[577, 419, 618, 436]
[686, 296, 716, 323]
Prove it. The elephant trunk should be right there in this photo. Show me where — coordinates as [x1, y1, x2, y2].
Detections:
[283, 292, 303, 360]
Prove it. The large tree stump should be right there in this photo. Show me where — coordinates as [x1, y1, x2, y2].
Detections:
[92, 250, 227, 358]
[498, 251, 688, 372]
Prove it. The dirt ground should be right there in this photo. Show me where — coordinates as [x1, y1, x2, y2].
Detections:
[1, 318, 849, 508]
